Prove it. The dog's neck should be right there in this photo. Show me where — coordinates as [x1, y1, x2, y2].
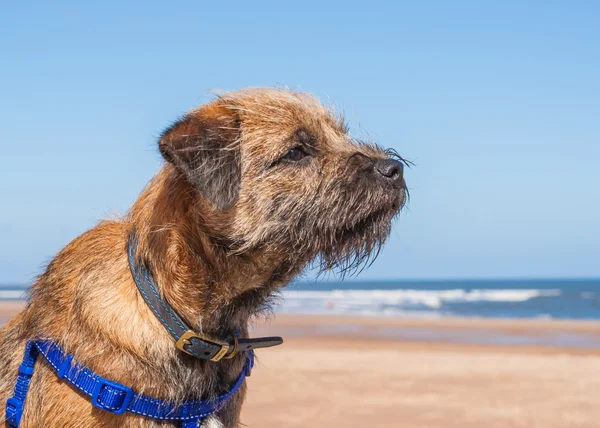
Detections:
[129, 165, 298, 335]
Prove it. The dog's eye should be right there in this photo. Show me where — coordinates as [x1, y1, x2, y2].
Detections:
[282, 147, 308, 162]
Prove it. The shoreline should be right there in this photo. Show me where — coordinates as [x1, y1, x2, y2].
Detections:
[2, 301, 600, 349]
[251, 313, 600, 351]
[258, 312, 600, 330]
[4, 299, 600, 327]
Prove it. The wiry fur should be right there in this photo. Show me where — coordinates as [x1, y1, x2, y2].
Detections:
[0, 88, 407, 427]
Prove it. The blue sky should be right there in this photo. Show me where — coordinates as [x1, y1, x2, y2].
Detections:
[1, 1, 599, 283]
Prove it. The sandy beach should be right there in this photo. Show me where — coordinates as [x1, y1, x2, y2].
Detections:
[2, 302, 600, 427]
[244, 315, 600, 428]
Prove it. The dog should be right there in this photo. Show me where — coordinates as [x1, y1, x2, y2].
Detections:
[0, 88, 407, 427]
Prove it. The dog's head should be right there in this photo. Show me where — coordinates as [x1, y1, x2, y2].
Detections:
[159, 88, 407, 275]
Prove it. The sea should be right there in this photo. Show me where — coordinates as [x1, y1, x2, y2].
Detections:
[280, 278, 600, 320]
[2, 278, 600, 320]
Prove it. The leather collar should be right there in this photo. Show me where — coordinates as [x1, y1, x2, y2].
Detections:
[127, 232, 283, 361]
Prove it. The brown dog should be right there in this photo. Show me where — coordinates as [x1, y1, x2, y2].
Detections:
[0, 88, 407, 427]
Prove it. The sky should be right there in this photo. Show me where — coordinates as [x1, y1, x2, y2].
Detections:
[1, 1, 599, 283]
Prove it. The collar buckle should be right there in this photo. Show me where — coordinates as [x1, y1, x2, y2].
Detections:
[176, 330, 230, 362]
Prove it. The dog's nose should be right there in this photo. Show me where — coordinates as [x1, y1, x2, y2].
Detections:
[374, 159, 403, 182]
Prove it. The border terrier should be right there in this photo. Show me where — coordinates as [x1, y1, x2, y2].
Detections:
[0, 88, 407, 427]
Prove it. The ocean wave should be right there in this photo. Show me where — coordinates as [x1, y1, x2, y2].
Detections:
[279, 288, 562, 313]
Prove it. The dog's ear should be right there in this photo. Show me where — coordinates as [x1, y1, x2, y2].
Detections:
[158, 104, 242, 210]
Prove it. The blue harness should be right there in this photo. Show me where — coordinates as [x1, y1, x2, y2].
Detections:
[3, 232, 278, 427]
[5, 340, 253, 427]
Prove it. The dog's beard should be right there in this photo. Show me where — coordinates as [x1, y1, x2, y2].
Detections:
[314, 207, 396, 277]
[236, 178, 406, 278]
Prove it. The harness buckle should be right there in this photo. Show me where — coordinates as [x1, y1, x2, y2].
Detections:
[176, 330, 230, 362]
[6, 397, 24, 427]
[17, 363, 34, 377]
[91, 379, 133, 415]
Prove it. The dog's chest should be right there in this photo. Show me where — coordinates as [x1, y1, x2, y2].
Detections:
[202, 416, 224, 428]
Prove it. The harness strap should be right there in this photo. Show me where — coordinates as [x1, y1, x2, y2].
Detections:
[5, 340, 253, 427]
[5, 342, 38, 427]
